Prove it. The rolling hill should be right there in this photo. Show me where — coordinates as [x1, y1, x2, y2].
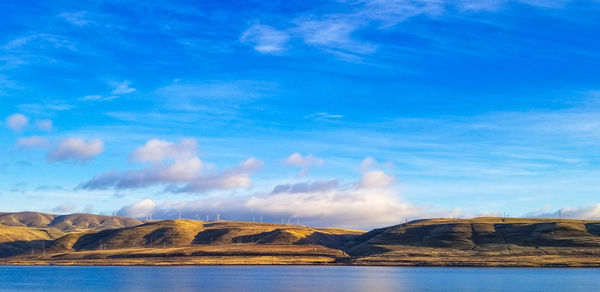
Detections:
[3, 213, 600, 266]
[343, 217, 600, 266]
[0, 214, 364, 264]
[0, 212, 142, 232]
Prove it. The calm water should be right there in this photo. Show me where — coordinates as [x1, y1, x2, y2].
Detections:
[0, 266, 598, 292]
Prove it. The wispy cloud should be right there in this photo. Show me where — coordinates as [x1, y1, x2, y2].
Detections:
[240, 24, 290, 54]
[1, 33, 77, 68]
[3, 33, 76, 51]
[15, 136, 48, 149]
[82, 95, 117, 102]
[152, 80, 277, 117]
[58, 11, 90, 26]
[239, 0, 580, 59]
[305, 112, 344, 120]
[18, 102, 74, 114]
[110, 80, 136, 94]
[293, 17, 376, 55]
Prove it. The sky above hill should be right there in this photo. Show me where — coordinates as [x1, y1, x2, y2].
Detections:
[2, 0, 600, 228]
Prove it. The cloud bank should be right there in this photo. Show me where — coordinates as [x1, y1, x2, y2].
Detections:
[117, 166, 451, 229]
[527, 204, 600, 220]
[81, 138, 263, 193]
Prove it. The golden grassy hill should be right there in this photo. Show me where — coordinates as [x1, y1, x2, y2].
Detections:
[0, 225, 65, 257]
[344, 217, 600, 266]
[0, 218, 364, 265]
[63, 220, 363, 251]
[4, 214, 600, 266]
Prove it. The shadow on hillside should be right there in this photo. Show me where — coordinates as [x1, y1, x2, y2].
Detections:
[0, 240, 54, 258]
[193, 229, 232, 244]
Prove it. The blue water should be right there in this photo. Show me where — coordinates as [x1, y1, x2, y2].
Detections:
[0, 266, 598, 291]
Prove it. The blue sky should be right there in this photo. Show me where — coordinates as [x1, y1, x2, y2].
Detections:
[2, 0, 600, 228]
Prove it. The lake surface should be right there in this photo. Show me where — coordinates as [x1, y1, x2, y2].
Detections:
[0, 266, 598, 291]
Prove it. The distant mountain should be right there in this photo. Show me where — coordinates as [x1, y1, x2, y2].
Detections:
[0, 212, 142, 232]
[0, 212, 143, 258]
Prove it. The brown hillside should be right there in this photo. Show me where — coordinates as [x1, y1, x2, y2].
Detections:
[71, 220, 363, 251]
[0, 212, 142, 232]
[0, 225, 65, 257]
[343, 217, 600, 266]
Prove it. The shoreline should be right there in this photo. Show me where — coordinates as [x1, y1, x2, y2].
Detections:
[3, 257, 600, 268]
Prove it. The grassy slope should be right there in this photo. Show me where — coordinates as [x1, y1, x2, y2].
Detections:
[4, 216, 600, 266]
[344, 217, 600, 267]
[0, 219, 363, 265]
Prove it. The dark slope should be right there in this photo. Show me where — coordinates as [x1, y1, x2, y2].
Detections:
[345, 217, 600, 255]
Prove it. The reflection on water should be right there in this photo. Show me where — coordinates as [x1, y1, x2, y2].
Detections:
[0, 265, 597, 292]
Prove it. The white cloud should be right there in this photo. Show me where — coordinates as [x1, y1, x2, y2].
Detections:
[81, 157, 262, 192]
[358, 170, 394, 188]
[293, 18, 376, 55]
[285, 153, 325, 177]
[130, 138, 198, 162]
[124, 169, 439, 228]
[240, 24, 290, 54]
[47, 138, 104, 162]
[246, 170, 432, 228]
[357, 0, 446, 27]
[118, 199, 156, 218]
[3, 33, 76, 51]
[305, 112, 344, 120]
[80, 157, 204, 190]
[81, 139, 263, 193]
[285, 153, 324, 167]
[35, 119, 53, 131]
[82, 95, 117, 101]
[82, 95, 102, 101]
[19, 103, 74, 113]
[6, 113, 29, 132]
[174, 158, 264, 193]
[15, 136, 48, 149]
[110, 80, 136, 94]
[114, 161, 462, 228]
[360, 157, 377, 172]
[156, 80, 274, 103]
